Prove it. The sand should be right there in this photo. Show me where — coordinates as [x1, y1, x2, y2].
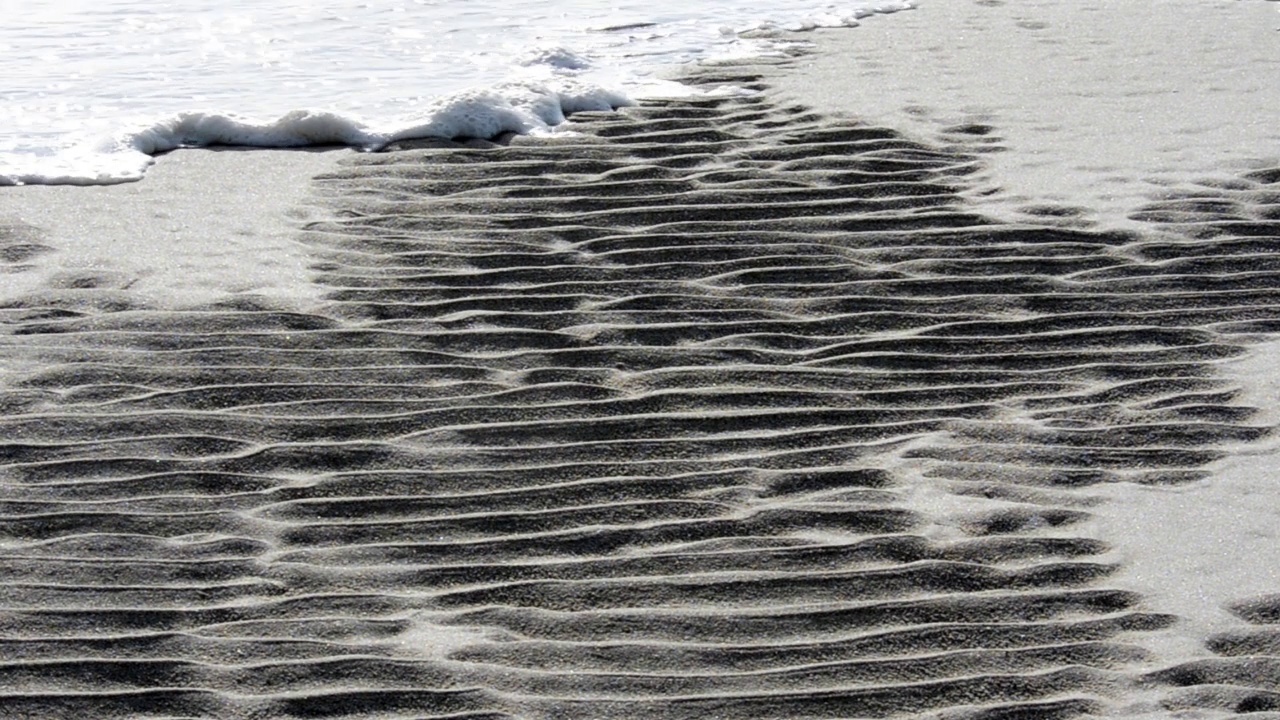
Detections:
[758, 0, 1280, 703]
[0, 147, 347, 310]
[766, 0, 1280, 232]
[2, 2, 1280, 719]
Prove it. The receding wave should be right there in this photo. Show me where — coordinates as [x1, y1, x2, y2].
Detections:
[0, 1, 919, 188]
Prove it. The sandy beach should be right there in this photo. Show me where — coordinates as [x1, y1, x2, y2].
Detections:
[768, 0, 1280, 232]
[3, 2, 1280, 718]
[0, 148, 347, 310]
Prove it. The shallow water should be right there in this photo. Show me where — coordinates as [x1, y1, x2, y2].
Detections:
[1, 0, 915, 184]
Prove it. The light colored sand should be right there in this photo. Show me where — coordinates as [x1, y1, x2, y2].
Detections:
[1092, 341, 1280, 662]
[0, 147, 349, 309]
[766, 0, 1280, 671]
[766, 0, 1280, 231]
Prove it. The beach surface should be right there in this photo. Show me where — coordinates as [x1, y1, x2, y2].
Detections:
[767, 0, 1280, 231]
[3, 2, 1280, 718]
[758, 0, 1280, 683]
[0, 148, 346, 309]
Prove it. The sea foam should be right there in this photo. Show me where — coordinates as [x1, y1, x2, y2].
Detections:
[1, 81, 632, 187]
[0, 1, 915, 186]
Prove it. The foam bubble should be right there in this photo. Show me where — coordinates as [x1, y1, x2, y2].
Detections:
[736, 1, 916, 38]
[518, 46, 594, 71]
[382, 80, 632, 145]
[122, 109, 380, 156]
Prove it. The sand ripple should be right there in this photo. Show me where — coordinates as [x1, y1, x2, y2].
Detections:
[2, 68, 1280, 718]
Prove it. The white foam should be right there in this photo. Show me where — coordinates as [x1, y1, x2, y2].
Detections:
[384, 80, 633, 143]
[0, 81, 633, 187]
[518, 46, 594, 71]
[0, 0, 916, 186]
[737, 0, 916, 37]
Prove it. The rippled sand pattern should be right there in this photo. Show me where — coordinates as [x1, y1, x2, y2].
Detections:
[3, 71, 1280, 718]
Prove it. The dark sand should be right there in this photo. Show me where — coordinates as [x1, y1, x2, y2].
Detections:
[2, 9, 1280, 719]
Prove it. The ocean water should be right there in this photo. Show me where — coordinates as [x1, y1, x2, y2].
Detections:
[1, 0, 915, 186]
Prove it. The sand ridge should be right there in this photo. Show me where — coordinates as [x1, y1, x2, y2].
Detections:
[1, 66, 1280, 718]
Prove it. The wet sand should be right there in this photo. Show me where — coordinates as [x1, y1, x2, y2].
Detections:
[765, 0, 1280, 232]
[2, 3, 1280, 718]
[0, 148, 345, 310]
